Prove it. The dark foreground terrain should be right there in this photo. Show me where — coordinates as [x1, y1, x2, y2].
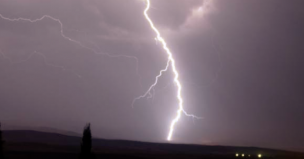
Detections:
[2, 130, 304, 159]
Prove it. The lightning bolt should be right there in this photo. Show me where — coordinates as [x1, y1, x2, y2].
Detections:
[0, 1, 204, 141]
[0, 49, 82, 78]
[0, 13, 142, 86]
[87, 40, 142, 88]
[132, 59, 170, 107]
[0, 14, 86, 48]
[0, 49, 13, 64]
[133, 0, 202, 141]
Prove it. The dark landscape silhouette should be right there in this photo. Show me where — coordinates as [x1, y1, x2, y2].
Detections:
[1, 0, 304, 158]
[79, 123, 95, 159]
[0, 123, 4, 158]
[0, 122, 303, 159]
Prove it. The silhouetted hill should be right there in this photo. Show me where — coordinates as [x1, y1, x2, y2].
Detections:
[2, 123, 81, 137]
[2, 130, 304, 159]
[3, 130, 80, 146]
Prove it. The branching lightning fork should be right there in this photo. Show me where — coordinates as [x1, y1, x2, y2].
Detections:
[0, 1, 203, 142]
[0, 13, 141, 84]
[0, 49, 82, 78]
[133, 0, 202, 141]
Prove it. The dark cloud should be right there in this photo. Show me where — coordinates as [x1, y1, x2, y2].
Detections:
[0, 0, 304, 152]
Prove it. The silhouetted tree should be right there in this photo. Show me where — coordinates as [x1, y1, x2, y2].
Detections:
[0, 123, 4, 158]
[79, 123, 95, 159]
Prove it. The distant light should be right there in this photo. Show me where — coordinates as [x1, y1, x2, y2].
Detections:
[236, 153, 239, 157]
[258, 154, 262, 158]
[242, 154, 245, 157]
[248, 154, 251, 157]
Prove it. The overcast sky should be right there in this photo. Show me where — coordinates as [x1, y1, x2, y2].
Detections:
[0, 0, 304, 152]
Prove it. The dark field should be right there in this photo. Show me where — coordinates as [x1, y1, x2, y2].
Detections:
[2, 130, 304, 159]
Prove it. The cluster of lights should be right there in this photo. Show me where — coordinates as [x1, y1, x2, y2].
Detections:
[235, 153, 262, 158]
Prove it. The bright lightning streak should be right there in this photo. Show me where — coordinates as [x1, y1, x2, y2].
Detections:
[140, 0, 202, 141]
[0, 2, 203, 141]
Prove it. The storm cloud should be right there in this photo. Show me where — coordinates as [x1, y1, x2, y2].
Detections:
[0, 0, 304, 152]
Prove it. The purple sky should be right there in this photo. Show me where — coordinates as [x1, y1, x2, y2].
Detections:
[0, 0, 304, 152]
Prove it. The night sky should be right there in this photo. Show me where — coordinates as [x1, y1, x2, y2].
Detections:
[0, 0, 304, 152]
